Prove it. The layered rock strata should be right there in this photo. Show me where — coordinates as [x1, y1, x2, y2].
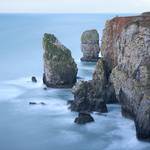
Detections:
[43, 33, 78, 88]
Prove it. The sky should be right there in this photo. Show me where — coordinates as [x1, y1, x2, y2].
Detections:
[0, 0, 150, 13]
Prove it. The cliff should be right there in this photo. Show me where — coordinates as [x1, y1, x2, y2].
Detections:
[100, 13, 150, 140]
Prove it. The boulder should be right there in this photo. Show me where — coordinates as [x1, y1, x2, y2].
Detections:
[43, 33, 78, 88]
[31, 76, 37, 83]
[74, 112, 94, 124]
[81, 29, 100, 62]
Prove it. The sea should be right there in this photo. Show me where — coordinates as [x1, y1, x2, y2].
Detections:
[0, 13, 150, 150]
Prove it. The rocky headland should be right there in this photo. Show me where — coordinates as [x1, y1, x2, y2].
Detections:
[43, 33, 78, 88]
[42, 13, 150, 140]
[70, 13, 150, 140]
[80, 29, 100, 62]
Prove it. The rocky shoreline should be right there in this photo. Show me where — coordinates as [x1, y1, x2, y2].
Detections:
[43, 12, 150, 141]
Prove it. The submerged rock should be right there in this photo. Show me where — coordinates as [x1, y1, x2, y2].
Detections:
[74, 112, 94, 124]
[70, 80, 108, 113]
[31, 76, 37, 83]
[81, 29, 100, 62]
[29, 102, 46, 105]
[29, 102, 37, 105]
[43, 33, 78, 88]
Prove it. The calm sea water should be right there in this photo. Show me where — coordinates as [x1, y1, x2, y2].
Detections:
[0, 14, 150, 150]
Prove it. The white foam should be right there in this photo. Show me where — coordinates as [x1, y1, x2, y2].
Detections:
[0, 84, 23, 100]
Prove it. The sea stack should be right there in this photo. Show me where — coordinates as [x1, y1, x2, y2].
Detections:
[43, 33, 78, 88]
[80, 29, 100, 62]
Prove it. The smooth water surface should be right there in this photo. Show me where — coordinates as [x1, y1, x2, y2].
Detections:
[0, 14, 150, 150]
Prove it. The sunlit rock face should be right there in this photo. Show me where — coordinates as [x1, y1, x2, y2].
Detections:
[43, 33, 78, 88]
[81, 29, 100, 62]
[111, 17, 150, 118]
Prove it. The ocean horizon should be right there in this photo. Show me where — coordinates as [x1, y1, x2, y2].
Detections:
[0, 13, 150, 150]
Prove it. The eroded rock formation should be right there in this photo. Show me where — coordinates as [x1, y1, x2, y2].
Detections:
[43, 33, 78, 88]
[70, 80, 108, 113]
[100, 13, 150, 140]
[81, 29, 100, 62]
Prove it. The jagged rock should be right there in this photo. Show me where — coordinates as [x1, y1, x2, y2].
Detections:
[70, 80, 108, 113]
[100, 14, 150, 140]
[31, 76, 37, 83]
[74, 112, 94, 124]
[110, 17, 150, 119]
[93, 58, 117, 104]
[81, 29, 100, 62]
[135, 96, 150, 141]
[43, 33, 78, 88]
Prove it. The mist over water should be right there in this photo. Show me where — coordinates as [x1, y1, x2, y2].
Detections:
[0, 14, 150, 150]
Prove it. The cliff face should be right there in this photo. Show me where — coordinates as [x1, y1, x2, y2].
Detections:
[101, 15, 150, 71]
[99, 13, 150, 140]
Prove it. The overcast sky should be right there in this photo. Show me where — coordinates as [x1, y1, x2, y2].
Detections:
[0, 0, 150, 13]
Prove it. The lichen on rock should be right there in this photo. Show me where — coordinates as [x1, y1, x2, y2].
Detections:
[43, 33, 78, 88]
[81, 29, 100, 62]
[70, 80, 108, 113]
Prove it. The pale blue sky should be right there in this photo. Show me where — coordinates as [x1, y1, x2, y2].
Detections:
[0, 0, 150, 13]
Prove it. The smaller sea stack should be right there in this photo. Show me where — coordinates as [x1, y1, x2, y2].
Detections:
[81, 29, 100, 62]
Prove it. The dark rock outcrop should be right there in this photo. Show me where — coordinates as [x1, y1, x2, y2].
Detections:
[93, 58, 117, 104]
[29, 102, 37, 105]
[29, 102, 46, 105]
[43, 33, 78, 88]
[74, 112, 94, 124]
[31, 76, 37, 83]
[70, 80, 108, 113]
[81, 29, 100, 62]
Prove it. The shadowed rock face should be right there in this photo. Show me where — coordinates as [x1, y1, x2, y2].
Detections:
[43, 33, 78, 88]
[74, 112, 94, 124]
[135, 97, 150, 140]
[81, 29, 100, 62]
